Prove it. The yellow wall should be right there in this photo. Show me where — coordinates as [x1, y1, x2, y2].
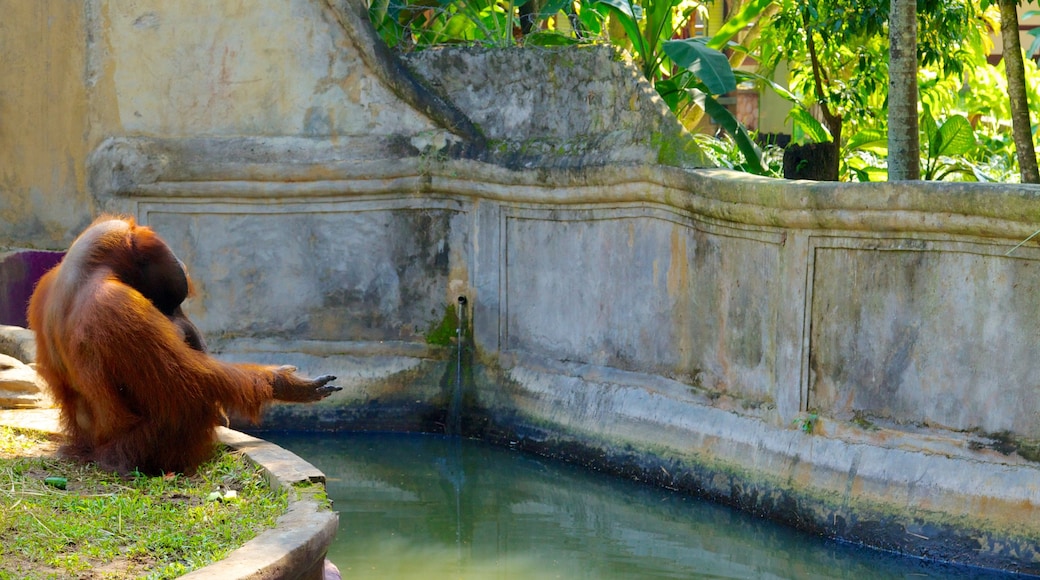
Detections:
[0, 1, 92, 247]
[757, 62, 791, 135]
[0, 0, 436, 249]
[96, 1, 429, 138]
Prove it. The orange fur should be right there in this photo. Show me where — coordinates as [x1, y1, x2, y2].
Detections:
[28, 215, 338, 474]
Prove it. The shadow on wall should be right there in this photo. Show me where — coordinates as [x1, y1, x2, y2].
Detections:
[0, 251, 65, 327]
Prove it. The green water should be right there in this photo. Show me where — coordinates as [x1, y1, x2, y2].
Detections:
[264, 432, 1006, 579]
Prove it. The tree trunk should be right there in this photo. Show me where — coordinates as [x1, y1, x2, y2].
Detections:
[783, 142, 838, 181]
[1000, 0, 1040, 183]
[801, 6, 842, 181]
[888, 0, 920, 180]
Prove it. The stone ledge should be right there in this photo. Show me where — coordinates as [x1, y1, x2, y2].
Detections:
[473, 357, 1040, 574]
[88, 135, 1040, 242]
[0, 409, 337, 580]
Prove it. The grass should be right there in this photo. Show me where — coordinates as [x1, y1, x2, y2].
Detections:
[0, 425, 289, 579]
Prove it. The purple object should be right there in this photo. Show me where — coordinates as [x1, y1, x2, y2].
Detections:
[0, 250, 65, 327]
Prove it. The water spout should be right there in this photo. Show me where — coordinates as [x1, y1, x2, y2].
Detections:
[449, 295, 468, 571]
[446, 295, 467, 436]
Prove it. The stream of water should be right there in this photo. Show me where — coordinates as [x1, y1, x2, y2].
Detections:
[263, 431, 1009, 580]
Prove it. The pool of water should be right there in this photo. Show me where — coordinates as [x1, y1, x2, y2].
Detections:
[263, 432, 1008, 579]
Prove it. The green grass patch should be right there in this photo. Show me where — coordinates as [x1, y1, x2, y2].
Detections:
[0, 426, 288, 579]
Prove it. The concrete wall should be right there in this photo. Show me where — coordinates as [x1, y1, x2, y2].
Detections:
[0, 1, 92, 245]
[96, 0, 435, 138]
[94, 140, 1040, 573]
[5, 0, 1040, 574]
[0, 0, 444, 249]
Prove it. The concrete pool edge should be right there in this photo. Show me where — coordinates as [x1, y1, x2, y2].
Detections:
[249, 349, 1040, 577]
[254, 388, 1040, 576]
[463, 360, 1040, 576]
[473, 410, 1040, 575]
[0, 408, 337, 580]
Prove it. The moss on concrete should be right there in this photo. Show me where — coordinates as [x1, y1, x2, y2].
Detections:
[425, 303, 461, 346]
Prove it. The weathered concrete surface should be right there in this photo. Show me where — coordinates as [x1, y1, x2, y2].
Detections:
[98, 0, 433, 139]
[214, 338, 454, 433]
[184, 428, 339, 580]
[0, 324, 39, 363]
[0, 354, 51, 409]
[148, 203, 470, 342]
[0, 1, 93, 246]
[403, 46, 707, 169]
[0, 0, 446, 249]
[470, 357, 1040, 573]
[85, 136, 1040, 572]
[5, 0, 1040, 574]
[0, 409, 337, 580]
[810, 243, 1040, 437]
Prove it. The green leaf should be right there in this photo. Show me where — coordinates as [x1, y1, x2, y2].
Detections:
[935, 115, 976, 157]
[921, 104, 940, 155]
[844, 129, 888, 155]
[934, 163, 976, 181]
[663, 38, 736, 95]
[594, 0, 646, 61]
[443, 12, 477, 40]
[694, 89, 766, 175]
[577, 1, 604, 36]
[594, 0, 639, 20]
[732, 69, 830, 142]
[655, 77, 687, 111]
[648, 0, 685, 49]
[733, 69, 810, 109]
[369, 0, 390, 26]
[538, 0, 572, 19]
[707, 0, 774, 50]
[788, 108, 831, 143]
[523, 31, 580, 46]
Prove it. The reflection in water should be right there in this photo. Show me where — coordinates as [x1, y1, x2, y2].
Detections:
[263, 432, 1008, 580]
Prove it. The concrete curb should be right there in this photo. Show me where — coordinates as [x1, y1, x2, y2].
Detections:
[0, 409, 337, 580]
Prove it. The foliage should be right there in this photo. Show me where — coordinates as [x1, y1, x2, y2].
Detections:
[794, 411, 818, 434]
[756, 1, 984, 161]
[916, 12, 1040, 183]
[367, 0, 1040, 182]
[842, 129, 888, 182]
[370, 0, 586, 48]
[599, 0, 774, 173]
[0, 427, 288, 579]
[594, 0, 701, 81]
[369, 0, 775, 173]
[920, 105, 977, 181]
[692, 133, 783, 177]
[1026, 8, 1040, 58]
